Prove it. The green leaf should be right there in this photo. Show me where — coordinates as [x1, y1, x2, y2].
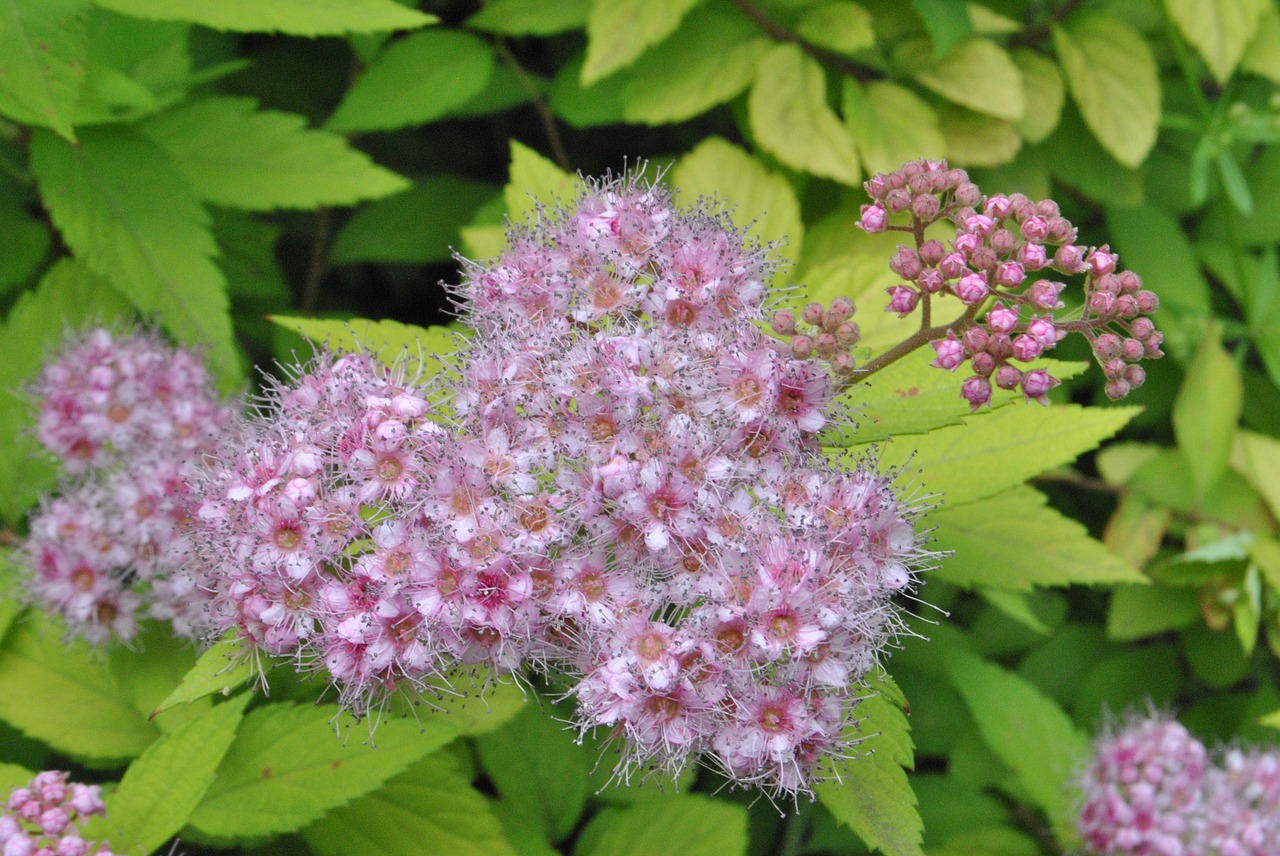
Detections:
[473, 701, 592, 841]
[1073, 645, 1182, 727]
[1164, 0, 1268, 83]
[302, 751, 518, 856]
[616, 5, 768, 126]
[939, 107, 1021, 167]
[1042, 106, 1143, 206]
[0, 0, 87, 140]
[909, 0, 973, 58]
[750, 44, 861, 185]
[0, 192, 51, 294]
[504, 139, 578, 222]
[547, 55, 628, 130]
[859, 402, 1140, 506]
[268, 316, 462, 386]
[1172, 321, 1242, 502]
[467, 0, 590, 35]
[672, 137, 803, 253]
[576, 794, 748, 856]
[152, 635, 254, 718]
[140, 96, 408, 211]
[580, 0, 701, 85]
[795, 2, 875, 56]
[1106, 584, 1201, 641]
[332, 176, 495, 264]
[1106, 203, 1212, 318]
[912, 37, 1024, 121]
[1102, 493, 1171, 569]
[90, 0, 434, 35]
[328, 30, 494, 133]
[0, 763, 34, 794]
[1241, 4, 1280, 83]
[85, 695, 249, 855]
[1233, 430, 1280, 521]
[816, 691, 924, 856]
[29, 126, 238, 388]
[843, 79, 947, 176]
[108, 624, 207, 734]
[189, 702, 462, 838]
[946, 649, 1088, 847]
[929, 485, 1146, 589]
[1011, 49, 1064, 144]
[0, 616, 160, 760]
[1052, 15, 1160, 168]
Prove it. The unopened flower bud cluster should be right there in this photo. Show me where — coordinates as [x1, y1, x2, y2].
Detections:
[769, 297, 860, 376]
[1078, 711, 1280, 856]
[1, 770, 113, 856]
[857, 159, 1162, 409]
[23, 329, 236, 643]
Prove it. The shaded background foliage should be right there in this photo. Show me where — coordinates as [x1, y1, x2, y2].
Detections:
[0, 0, 1279, 855]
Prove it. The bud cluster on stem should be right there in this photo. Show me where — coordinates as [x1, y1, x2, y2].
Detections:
[1, 770, 113, 856]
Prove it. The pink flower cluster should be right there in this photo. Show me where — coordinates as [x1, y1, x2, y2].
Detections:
[1078, 712, 1280, 856]
[186, 175, 929, 795]
[23, 328, 236, 643]
[1, 770, 113, 856]
[857, 160, 1162, 409]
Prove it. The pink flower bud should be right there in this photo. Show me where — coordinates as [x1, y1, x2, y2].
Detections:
[1118, 270, 1142, 293]
[771, 310, 797, 335]
[857, 203, 888, 233]
[1017, 242, 1048, 270]
[971, 247, 997, 271]
[945, 168, 968, 190]
[960, 376, 992, 410]
[889, 246, 923, 280]
[1122, 338, 1145, 361]
[1088, 291, 1116, 316]
[984, 194, 1012, 219]
[886, 286, 919, 317]
[985, 302, 1019, 333]
[986, 333, 1014, 360]
[1094, 333, 1122, 360]
[865, 174, 888, 198]
[1131, 317, 1155, 339]
[830, 296, 855, 319]
[1103, 358, 1127, 379]
[1114, 294, 1139, 319]
[835, 321, 860, 347]
[911, 193, 940, 221]
[954, 232, 980, 255]
[908, 173, 932, 194]
[1046, 216, 1075, 243]
[1087, 247, 1118, 276]
[931, 334, 965, 371]
[1021, 369, 1057, 403]
[990, 229, 1018, 256]
[1144, 332, 1164, 358]
[1011, 335, 1043, 362]
[1096, 273, 1121, 295]
[1136, 290, 1159, 313]
[1053, 244, 1087, 273]
[1027, 316, 1060, 346]
[887, 170, 907, 189]
[1021, 216, 1048, 242]
[939, 252, 967, 280]
[802, 302, 824, 326]
[962, 327, 988, 354]
[790, 335, 812, 359]
[1036, 199, 1061, 218]
[964, 213, 995, 236]
[955, 182, 981, 207]
[885, 188, 912, 212]
[995, 261, 1026, 289]
[917, 269, 945, 294]
[1027, 279, 1065, 310]
[919, 240, 945, 266]
[1123, 365, 1146, 387]
[971, 352, 996, 376]
[814, 332, 838, 359]
[831, 352, 856, 374]
[1104, 378, 1131, 399]
[995, 364, 1021, 390]
[953, 272, 989, 304]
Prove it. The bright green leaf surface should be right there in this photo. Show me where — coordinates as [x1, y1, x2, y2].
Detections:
[750, 44, 861, 185]
[581, 0, 700, 85]
[269, 315, 462, 386]
[328, 30, 494, 132]
[913, 37, 1024, 121]
[1052, 15, 1160, 167]
[0, 616, 159, 759]
[1241, 4, 1280, 82]
[108, 625, 206, 733]
[189, 702, 462, 837]
[142, 96, 407, 210]
[929, 486, 1145, 589]
[1011, 49, 1064, 144]
[946, 649, 1088, 847]
[861, 402, 1140, 506]
[1164, 0, 1268, 83]
[796, 2, 875, 56]
[0, 0, 87, 140]
[939, 107, 1021, 167]
[1172, 322, 1242, 502]
[548, 55, 628, 129]
[844, 79, 947, 176]
[30, 127, 238, 387]
[474, 702, 592, 841]
[576, 793, 748, 856]
[672, 137, 803, 253]
[152, 635, 253, 717]
[87, 695, 249, 855]
[504, 139, 579, 222]
[90, 0, 434, 34]
[816, 691, 924, 856]
[332, 175, 496, 264]
[467, 0, 590, 35]
[302, 751, 518, 856]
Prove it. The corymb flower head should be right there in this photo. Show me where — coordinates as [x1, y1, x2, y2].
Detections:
[1, 770, 114, 856]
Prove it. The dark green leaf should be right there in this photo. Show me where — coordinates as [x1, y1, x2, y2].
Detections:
[332, 176, 495, 264]
[909, 0, 973, 57]
[576, 793, 749, 856]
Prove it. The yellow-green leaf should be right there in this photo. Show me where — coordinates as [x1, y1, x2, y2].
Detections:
[1241, 4, 1280, 83]
[939, 107, 1021, 167]
[750, 44, 861, 185]
[844, 79, 947, 176]
[90, 0, 434, 34]
[912, 37, 1025, 121]
[581, 0, 701, 85]
[795, 2, 875, 55]
[1052, 15, 1160, 168]
[1164, 0, 1269, 83]
[1172, 321, 1242, 502]
[1233, 430, 1280, 521]
[0, 0, 87, 140]
[1011, 49, 1065, 143]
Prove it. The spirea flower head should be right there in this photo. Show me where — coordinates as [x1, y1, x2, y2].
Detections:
[22, 327, 236, 644]
[1, 770, 114, 856]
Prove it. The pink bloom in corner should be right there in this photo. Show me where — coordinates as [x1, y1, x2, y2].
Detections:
[1, 772, 113, 856]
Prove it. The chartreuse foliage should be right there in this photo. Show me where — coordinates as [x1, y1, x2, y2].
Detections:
[0, 1, 1276, 855]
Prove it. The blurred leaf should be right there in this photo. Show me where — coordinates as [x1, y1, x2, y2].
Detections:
[189, 702, 462, 838]
[30, 126, 239, 387]
[1180, 621, 1250, 688]
[929, 486, 1146, 589]
[946, 649, 1088, 847]
[617, 5, 768, 125]
[1163, 0, 1268, 83]
[939, 107, 1021, 167]
[910, 774, 1010, 848]
[1042, 106, 1144, 206]
[1011, 49, 1064, 144]
[0, 194, 50, 294]
[911, 37, 1024, 121]
[1102, 494, 1171, 570]
[672, 136, 803, 252]
[152, 635, 253, 718]
[0, 615, 160, 760]
[843, 79, 947, 176]
[1106, 203, 1212, 320]
[474, 702, 592, 841]
[548, 55, 628, 129]
[750, 44, 861, 185]
[268, 316, 462, 385]
[85, 695, 249, 855]
[0, 0, 87, 140]
[1052, 14, 1160, 167]
[332, 176, 495, 264]
[328, 30, 494, 132]
[467, 0, 590, 35]
[91, 0, 434, 34]
[909, 0, 973, 57]
[142, 96, 408, 210]
[1106, 584, 1201, 640]
[1172, 322, 1242, 502]
[979, 588, 1051, 635]
[504, 139, 579, 223]
[1250, 537, 1280, 592]
[302, 751, 518, 856]
[1072, 645, 1181, 727]
[796, 2, 875, 55]
[1232, 430, 1280, 521]
[1241, 3, 1280, 83]
[1096, 442, 1162, 485]
[576, 793, 748, 856]
[581, 0, 700, 85]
